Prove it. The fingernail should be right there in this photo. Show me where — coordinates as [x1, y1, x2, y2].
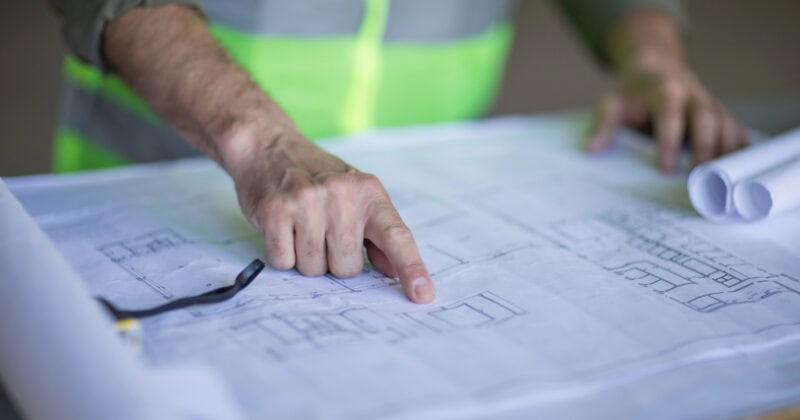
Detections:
[412, 277, 435, 303]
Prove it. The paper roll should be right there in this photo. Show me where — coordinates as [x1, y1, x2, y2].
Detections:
[0, 179, 168, 420]
[734, 158, 800, 221]
[688, 127, 800, 222]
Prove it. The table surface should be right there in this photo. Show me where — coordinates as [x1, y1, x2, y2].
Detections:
[3, 111, 800, 419]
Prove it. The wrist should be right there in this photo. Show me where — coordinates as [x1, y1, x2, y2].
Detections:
[625, 47, 687, 80]
[214, 109, 305, 182]
[217, 119, 280, 179]
[609, 10, 686, 77]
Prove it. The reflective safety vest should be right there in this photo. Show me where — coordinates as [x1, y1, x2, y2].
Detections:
[55, 0, 515, 172]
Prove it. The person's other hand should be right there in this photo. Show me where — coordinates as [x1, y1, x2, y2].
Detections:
[222, 128, 435, 304]
[585, 11, 747, 172]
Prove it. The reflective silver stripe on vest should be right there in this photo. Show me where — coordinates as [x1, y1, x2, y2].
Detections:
[201, 0, 514, 41]
[384, 0, 515, 42]
[202, 0, 364, 36]
[59, 82, 200, 162]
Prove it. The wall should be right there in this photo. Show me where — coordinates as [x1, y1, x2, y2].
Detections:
[1, 0, 799, 176]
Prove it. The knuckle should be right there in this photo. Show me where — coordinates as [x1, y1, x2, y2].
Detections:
[696, 111, 718, 131]
[300, 240, 323, 260]
[337, 235, 360, 257]
[268, 253, 294, 271]
[329, 234, 363, 268]
[381, 223, 414, 243]
[264, 231, 285, 252]
[321, 175, 350, 197]
[250, 200, 282, 234]
[297, 263, 326, 277]
[358, 173, 385, 195]
[260, 200, 289, 227]
[262, 210, 288, 233]
[401, 260, 427, 277]
[330, 261, 363, 279]
[659, 79, 687, 105]
[296, 249, 327, 276]
[290, 185, 322, 210]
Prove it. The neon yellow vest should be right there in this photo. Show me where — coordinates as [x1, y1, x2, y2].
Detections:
[55, 0, 515, 172]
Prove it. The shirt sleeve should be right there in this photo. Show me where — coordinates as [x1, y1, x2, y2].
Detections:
[48, 0, 204, 73]
[552, 0, 688, 65]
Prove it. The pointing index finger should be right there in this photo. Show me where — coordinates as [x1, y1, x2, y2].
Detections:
[364, 202, 434, 304]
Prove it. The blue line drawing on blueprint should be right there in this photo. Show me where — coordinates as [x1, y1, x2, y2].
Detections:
[256, 269, 399, 301]
[97, 228, 189, 298]
[412, 212, 554, 277]
[227, 307, 411, 360]
[227, 292, 526, 361]
[401, 291, 526, 332]
[547, 207, 800, 313]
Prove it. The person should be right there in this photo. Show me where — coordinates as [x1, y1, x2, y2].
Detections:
[48, 0, 746, 304]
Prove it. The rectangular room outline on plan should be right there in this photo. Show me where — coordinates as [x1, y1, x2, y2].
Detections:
[97, 228, 189, 298]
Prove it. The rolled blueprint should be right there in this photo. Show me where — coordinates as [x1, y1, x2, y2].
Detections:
[688, 127, 800, 222]
[0, 179, 168, 420]
[733, 158, 800, 221]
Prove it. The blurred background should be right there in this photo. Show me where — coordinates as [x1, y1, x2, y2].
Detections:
[1, 0, 799, 176]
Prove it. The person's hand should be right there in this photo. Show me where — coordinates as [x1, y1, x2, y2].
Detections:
[586, 59, 747, 172]
[585, 11, 747, 172]
[102, 4, 434, 304]
[222, 128, 436, 304]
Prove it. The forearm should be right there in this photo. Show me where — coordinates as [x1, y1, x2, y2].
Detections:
[554, 0, 686, 67]
[103, 4, 297, 176]
[607, 11, 686, 76]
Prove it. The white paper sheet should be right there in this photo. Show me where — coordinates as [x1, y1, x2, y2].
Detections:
[0, 179, 165, 420]
[6, 113, 800, 419]
[688, 127, 800, 222]
[0, 180, 243, 420]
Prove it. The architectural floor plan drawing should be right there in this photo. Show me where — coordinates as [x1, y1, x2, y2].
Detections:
[219, 292, 525, 362]
[544, 207, 800, 313]
[7, 114, 800, 419]
[97, 228, 191, 299]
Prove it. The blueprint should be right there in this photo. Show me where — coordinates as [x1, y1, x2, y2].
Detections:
[0, 179, 243, 420]
[7, 113, 800, 419]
